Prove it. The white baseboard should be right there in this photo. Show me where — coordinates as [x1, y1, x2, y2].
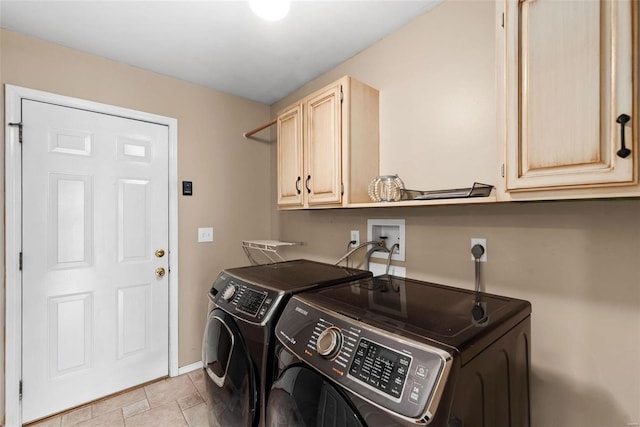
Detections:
[177, 361, 203, 376]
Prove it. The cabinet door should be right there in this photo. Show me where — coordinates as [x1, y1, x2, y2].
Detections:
[277, 104, 304, 207]
[505, 0, 635, 190]
[306, 83, 342, 205]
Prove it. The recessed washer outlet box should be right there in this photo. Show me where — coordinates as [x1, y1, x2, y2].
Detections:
[369, 263, 406, 277]
[367, 219, 405, 261]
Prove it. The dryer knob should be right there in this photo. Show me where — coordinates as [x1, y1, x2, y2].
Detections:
[316, 327, 342, 358]
[221, 285, 237, 302]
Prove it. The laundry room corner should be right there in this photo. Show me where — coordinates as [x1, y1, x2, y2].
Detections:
[267, 1, 640, 425]
[1, 27, 273, 425]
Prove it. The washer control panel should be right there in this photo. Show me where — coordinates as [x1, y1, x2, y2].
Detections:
[211, 272, 281, 324]
[276, 296, 453, 422]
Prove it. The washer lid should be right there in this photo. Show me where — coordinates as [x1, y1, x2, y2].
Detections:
[298, 275, 531, 361]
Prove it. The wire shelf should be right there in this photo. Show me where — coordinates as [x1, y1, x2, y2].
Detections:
[242, 240, 301, 265]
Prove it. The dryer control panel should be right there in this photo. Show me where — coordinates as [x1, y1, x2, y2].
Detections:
[211, 272, 282, 325]
[275, 295, 453, 423]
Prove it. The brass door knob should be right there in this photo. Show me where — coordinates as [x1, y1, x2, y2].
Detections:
[155, 249, 165, 258]
[155, 267, 166, 277]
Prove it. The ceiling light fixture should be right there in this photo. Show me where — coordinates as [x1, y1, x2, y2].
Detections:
[249, 0, 291, 21]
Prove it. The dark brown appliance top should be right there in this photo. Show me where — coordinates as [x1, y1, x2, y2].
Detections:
[223, 259, 372, 294]
[296, 275, 531, 358]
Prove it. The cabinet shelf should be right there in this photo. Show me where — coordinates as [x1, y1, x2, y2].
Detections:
[344, 195, 498, 209]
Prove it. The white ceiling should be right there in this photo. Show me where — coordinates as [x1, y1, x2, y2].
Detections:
[0, 0, 443, 104]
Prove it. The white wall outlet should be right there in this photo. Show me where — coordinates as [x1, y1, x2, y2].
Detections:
[367, 219, 405, 261]
[198, 227, 213, 242]
[350, 230, 360, 248]
[471, 238, 487, 262]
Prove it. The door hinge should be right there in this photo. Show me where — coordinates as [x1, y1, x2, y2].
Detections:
[19, 380, 23, 400]
[341, 183, 344, 196]
[501, 12, 504, 28]
[8, 122, 23, 143]
[340, 88, 344, 103]
[501, 163, 505, 178]
[19, 252, 23, 271]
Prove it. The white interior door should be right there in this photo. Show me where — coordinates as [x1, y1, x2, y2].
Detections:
[21, 99, 170, 422]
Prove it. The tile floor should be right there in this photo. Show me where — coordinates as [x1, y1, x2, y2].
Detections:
[27, 369, 208, 427]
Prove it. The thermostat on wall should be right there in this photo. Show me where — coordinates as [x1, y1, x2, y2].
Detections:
[182, 181, 193, 196]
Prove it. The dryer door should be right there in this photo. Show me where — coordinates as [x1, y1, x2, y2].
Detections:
[203, 309, 258, 427]
[266, 365, 364, 427]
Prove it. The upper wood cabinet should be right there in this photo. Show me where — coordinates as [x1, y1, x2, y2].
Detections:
[277, 76, 379, 209]
[277, 104, 304, 206]
[501, 0, 637, 192]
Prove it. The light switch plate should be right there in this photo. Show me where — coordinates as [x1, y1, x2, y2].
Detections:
[198, 227, 213, 242]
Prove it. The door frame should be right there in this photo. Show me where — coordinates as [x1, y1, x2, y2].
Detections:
[4, 84, 180, 426]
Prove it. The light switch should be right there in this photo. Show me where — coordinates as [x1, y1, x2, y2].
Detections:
[198, 227, 213, 242]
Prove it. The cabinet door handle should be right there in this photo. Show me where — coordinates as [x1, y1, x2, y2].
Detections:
[616, 114, 631, 158]
[305, 175, 311, 194]
[295, 176, 301, 194]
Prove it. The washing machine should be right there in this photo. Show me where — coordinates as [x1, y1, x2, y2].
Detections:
[266, 275, 531, 426]
[202, 259, 372, 427]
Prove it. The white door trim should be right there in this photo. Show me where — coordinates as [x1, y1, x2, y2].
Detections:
[4, 84, 180, 426]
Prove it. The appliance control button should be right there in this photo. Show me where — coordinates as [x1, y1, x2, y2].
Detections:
[409, 382, 423, 404]
[416, 365, 428, 379]
[390, 386, 401, 398]
[316, 327, 343, 359]
[221, 285, 237, 301]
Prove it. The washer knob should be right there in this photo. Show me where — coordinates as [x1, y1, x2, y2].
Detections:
[221, 285, 237, 302]
[316, 327, 342, 358]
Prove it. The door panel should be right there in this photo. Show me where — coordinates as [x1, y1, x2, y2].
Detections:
[117, 284, 153, 359]
[118, 179, 150, 261]
[49, 292, 93, 377]
[21, 99, 170, 422]
[48, 173, 93, 269]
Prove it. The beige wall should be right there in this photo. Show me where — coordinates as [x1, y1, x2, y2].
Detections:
[1, 28, 273, 419]
[3, 0, 640, 425]
[271, 1, 640, 426]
